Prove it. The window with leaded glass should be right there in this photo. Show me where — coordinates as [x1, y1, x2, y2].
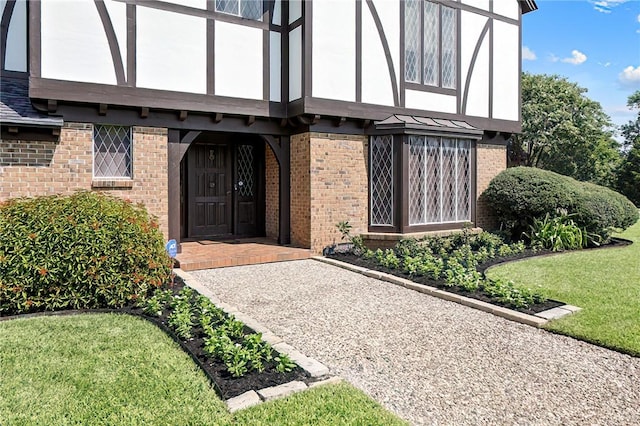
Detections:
[404, 0, 457, 89]
[215, 0, 263, 20]
[370, 135, 394, 226]
[93, 125, 132, 179]
[408, 136, 470, 224]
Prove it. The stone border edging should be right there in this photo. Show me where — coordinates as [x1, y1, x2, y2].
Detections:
[312, 256, 580, 328]
[173, 268, 335, 412]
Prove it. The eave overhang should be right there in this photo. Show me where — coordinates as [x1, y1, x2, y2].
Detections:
[519, 0, 538, 14]
[1, 76, 64, 129]
[374, 115, 484, 140]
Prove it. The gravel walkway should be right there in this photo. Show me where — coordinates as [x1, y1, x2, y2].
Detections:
[192, 260, 640, 425]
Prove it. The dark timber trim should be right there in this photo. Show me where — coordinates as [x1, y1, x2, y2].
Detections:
[355, 0, 362, 103]
[399, 0, 405, 107]
[302, 0, 312, 98]
[206, 0, 214, 94]
[28, 0, 40, 77]
[0, 0, 16, 71]
[30, 77, 277, 117]
[126, 4, 136, 86]
[488, 17, 493, 118]
[365, 0, 399, 106]
[461, 19, 490, 115]
[262, 3, 270, 101]
[94, 0, 126, 85]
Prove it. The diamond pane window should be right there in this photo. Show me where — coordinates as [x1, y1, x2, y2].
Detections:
[370, 136, 394, 226]
[405, 1, 456, 89]
[93, 125, 132, 179]
[237, 145, 254, 197]
[216, 0, 262, 20]
[408, 136, 471, 225]
[216, 0, 238, 15]
[423, 1, 438, 86]
[404, 0, 420, 83]
[441, 6, 456, 89]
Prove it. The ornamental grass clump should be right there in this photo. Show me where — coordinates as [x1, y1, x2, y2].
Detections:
[0, 192, 173, 315]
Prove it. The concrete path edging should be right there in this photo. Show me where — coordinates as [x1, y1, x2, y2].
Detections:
[173, 268, 335, 412]
[312, 256, 580, 327]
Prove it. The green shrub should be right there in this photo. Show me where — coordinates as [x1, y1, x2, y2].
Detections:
[524, 213, 587, 251]
[0, 192, 173, 315]
[484, 167, 638, 240]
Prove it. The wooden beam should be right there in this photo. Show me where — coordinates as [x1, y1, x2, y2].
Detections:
[140, 107, 149, 118]
[336, 117, 347, 127]
[178, 110, 188, 121]
[98, 103, 108, 116]
[52, 128, 61, 136]
[213, 112, 223, 123]
[279, 118, 288, 128]
[360, 119, 371, 128]
[246, 115, 256, 126]
[47, 99, 57, 113]
[8, 127, 18, 134]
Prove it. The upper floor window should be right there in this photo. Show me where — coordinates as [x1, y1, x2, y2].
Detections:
[405, 0, 457, 89]
[93, 125, 132, 179]
[215, 0, 263, 20]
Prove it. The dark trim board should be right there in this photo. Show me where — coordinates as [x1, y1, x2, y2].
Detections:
[302, 97, 522, 134]
[30, 77, 278, 118]
[94, 0, 126, 85]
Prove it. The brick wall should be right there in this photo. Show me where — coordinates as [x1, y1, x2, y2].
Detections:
[289, 132, 368, 253]
[290, 133, 311, 248]
[0, 123, 169, 237]
[476, 142, 507, 230]
[265, 143, 279, 239]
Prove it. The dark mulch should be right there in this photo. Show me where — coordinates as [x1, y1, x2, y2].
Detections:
[327, 238, 632, 316]
[0, 276, 308, 400]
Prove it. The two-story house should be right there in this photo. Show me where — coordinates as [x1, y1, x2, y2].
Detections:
[0, 0, 537, 253]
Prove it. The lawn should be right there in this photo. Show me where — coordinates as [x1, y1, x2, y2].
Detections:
[0, 313, 407, 426]
[487, 220, 640, 356]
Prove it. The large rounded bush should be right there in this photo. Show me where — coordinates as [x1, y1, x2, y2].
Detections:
[0, 192, 173, 315]
[484, 167, 638, 240]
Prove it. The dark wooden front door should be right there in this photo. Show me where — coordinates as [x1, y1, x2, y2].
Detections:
[188, 143, 232, 237]
[186, 141, 262, 239]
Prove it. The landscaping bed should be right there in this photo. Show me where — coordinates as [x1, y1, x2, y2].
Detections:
[328, 252, 562, 315]
[1, 276, 308, 400]
[327, 236, 631, 316]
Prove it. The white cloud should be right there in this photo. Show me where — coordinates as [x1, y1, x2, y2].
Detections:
[598, 61, 612, 67]
[637, 13, 640, 23]
[561, 50, 588, 65]
[548, 54, 560, 63]
[522, 46, 537, 61]
[619, 65, 640, 87]
[589, 0, 630, 13]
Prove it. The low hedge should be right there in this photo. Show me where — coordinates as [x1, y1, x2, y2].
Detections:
[483, 167, 639, 240]
[0, 192, 173, 315]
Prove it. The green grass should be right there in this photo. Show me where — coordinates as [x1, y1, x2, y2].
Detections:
[0, 313, 406, 426]
[487, 220, 640, 356]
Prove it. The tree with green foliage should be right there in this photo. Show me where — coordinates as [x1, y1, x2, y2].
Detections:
[616, 91, 640, 207]
[509, 73, 621, 187]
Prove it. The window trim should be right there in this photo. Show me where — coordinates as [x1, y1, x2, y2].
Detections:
[368, 133, 477, 234]
[403, 0, 458, 91]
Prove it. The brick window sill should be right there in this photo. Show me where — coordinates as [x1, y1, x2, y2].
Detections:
[91, 179, 134, 189]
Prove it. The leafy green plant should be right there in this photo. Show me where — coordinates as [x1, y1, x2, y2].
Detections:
[168, 303, 194, 340]
[142, 289, 173, 317]
[275, 353, 297, 373]
[336, 221, 353, 241]
[0, 192, 173, 315]
[482, 278, 544, 309]
[524, 213, 586, 251]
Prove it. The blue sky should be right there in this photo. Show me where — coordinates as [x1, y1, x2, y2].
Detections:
[521, 0, 640, 136]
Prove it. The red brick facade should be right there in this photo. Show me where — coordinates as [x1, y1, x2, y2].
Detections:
[475, 143, 507, 230]
[0, 123, 169, 237]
